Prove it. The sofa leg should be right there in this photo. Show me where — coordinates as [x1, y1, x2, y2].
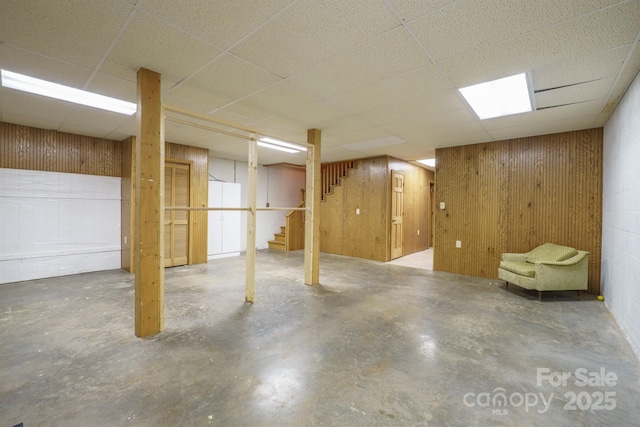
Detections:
[505, 282, 509, 289]
[538, 291, 542, 301]
[576, 290, 580, 300]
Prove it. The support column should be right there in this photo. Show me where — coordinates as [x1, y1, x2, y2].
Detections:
[245, 135, 258, 302]
[135, 68, 164, 337]
[304, 129, 321, 285]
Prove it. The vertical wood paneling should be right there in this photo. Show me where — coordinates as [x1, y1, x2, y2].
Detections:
[388, 157, 434, 256]
[165, 142, 209, 265]
[0, 122, 121, 176]
[121, 136, 134, 272]
[319, 156, 431, 262]
[434, 129, 603, 294]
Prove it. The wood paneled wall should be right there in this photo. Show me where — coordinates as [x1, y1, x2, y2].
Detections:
[0, 121, 121, 176]
[321, 157, 389, 261]
[122, 140, 209, 270]
[121, 136, 134, 272]
[388, 158, 434, 257]
[433, 129, 603, 293]
[165, 142, 209, 265]
[320, 156, 433, 262]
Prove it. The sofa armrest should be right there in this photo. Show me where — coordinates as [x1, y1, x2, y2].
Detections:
[536, 251, 589, 266]
[534, 252, 589, 291]
[501, 252, 528, 262]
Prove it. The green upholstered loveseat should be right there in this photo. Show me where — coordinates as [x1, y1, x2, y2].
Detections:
[498, 243, 589, 300]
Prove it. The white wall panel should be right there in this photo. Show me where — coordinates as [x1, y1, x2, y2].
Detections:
[208, 157, 305, 251]
[0, 168, 121, 284]
[602, 71, 640, 357]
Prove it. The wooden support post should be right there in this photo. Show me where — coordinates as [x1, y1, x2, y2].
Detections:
[245, 136, 258, 303]
[134, 68, 164, 337]
[304, 129, 321, 285]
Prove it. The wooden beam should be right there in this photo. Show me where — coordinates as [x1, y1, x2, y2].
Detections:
[245, 136, 258, 303]
[134, 68, 164, 337]
[304, 128, 321, 285]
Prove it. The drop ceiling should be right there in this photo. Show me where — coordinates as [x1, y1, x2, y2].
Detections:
[1, 0, 638, 165]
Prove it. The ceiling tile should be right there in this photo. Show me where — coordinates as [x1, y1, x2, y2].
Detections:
[487, 114, 600, 141]
[532, 46, 630, 90]
[0, 44, 93, 87]
[0, 88, 70, 130]
[312, 115, 378, 138]
[481, 99, 605, 130]
[287, 27, 432, 99]
[384, 0, 456, 22]
[107, 11, 222, 87]
[138, 0, 293, 50]
[230, 0, 399, 77]
[86, 73, 137, 104]
[168, 53, 281, 111]
[534, 77, 615, 109]
[436, 1, 639, 88]
[59, 105, 134, 139]
[223, 81, 321, 121]
[0, 0, 133, 69]
[409, 0, 623, 62]
[325, 65, 453, 114]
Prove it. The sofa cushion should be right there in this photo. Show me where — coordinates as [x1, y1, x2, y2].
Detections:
[499, 261, 535, 277]
[526, 243, 578, 263]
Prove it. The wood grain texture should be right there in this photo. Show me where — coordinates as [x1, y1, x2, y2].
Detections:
[121, 136, 134, 272]
[0, 121, 121, 176]
[433, 129, 603, 294]
[388, 158, 434, 257]
[320, 156, 433, 262]
[165, 142, 209, 265]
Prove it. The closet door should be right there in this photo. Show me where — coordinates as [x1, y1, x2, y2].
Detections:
[164, 162, 190, 267]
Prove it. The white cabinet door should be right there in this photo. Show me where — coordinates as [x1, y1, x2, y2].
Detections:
[208, 181, 241, 259]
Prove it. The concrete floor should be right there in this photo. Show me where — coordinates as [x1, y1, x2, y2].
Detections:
[1, 250, 639, 427]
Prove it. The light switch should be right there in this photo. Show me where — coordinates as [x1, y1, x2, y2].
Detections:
[356, 208, 360, 215]
[456, 240, 462, 248]
[440, 202, 445, 210]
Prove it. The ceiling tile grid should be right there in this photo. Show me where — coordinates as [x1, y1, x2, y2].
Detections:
[0, 0, 638, 164]
[229, 0, 399, 78]
[136, 0, 295, 50]
[0, 0, 133, 70]
[106, 11, 224, 90]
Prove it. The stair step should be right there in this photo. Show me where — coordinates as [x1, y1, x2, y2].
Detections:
[280, 226, 286, 234]
[274, 233, 285, 242]
[268, 240, 285, 251]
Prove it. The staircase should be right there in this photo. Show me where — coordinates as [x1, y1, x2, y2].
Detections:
[268, 160, 357, 251]
[268, 226, 288, 251]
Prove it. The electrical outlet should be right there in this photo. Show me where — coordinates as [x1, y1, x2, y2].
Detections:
[440, 202, 445, 210]
[356, 208, 360, 215]
[456, 240, 462, 248]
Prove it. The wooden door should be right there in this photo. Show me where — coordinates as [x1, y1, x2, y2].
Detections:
[391, 172, 404, 259]
[164, 162, 190, 267]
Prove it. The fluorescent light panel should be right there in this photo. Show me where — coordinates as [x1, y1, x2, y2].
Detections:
[259, 137, 306, 153]
[1, 69, 136, 115]
[459, 73, 532, 120]
[257, 141, 299, 153]
[417, 158, 436, 167]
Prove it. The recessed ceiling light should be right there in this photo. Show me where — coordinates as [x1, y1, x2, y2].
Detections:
[259, 137, 306, 152]
[417, 158, 435, 167]
[1, 69, 137, 115]
[459, 73, 532, 120]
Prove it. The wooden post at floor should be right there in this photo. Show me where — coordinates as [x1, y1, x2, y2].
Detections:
[245, 135, 258, 303]
[304, 129, 321, 285]
[134, 68, 164, 337]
